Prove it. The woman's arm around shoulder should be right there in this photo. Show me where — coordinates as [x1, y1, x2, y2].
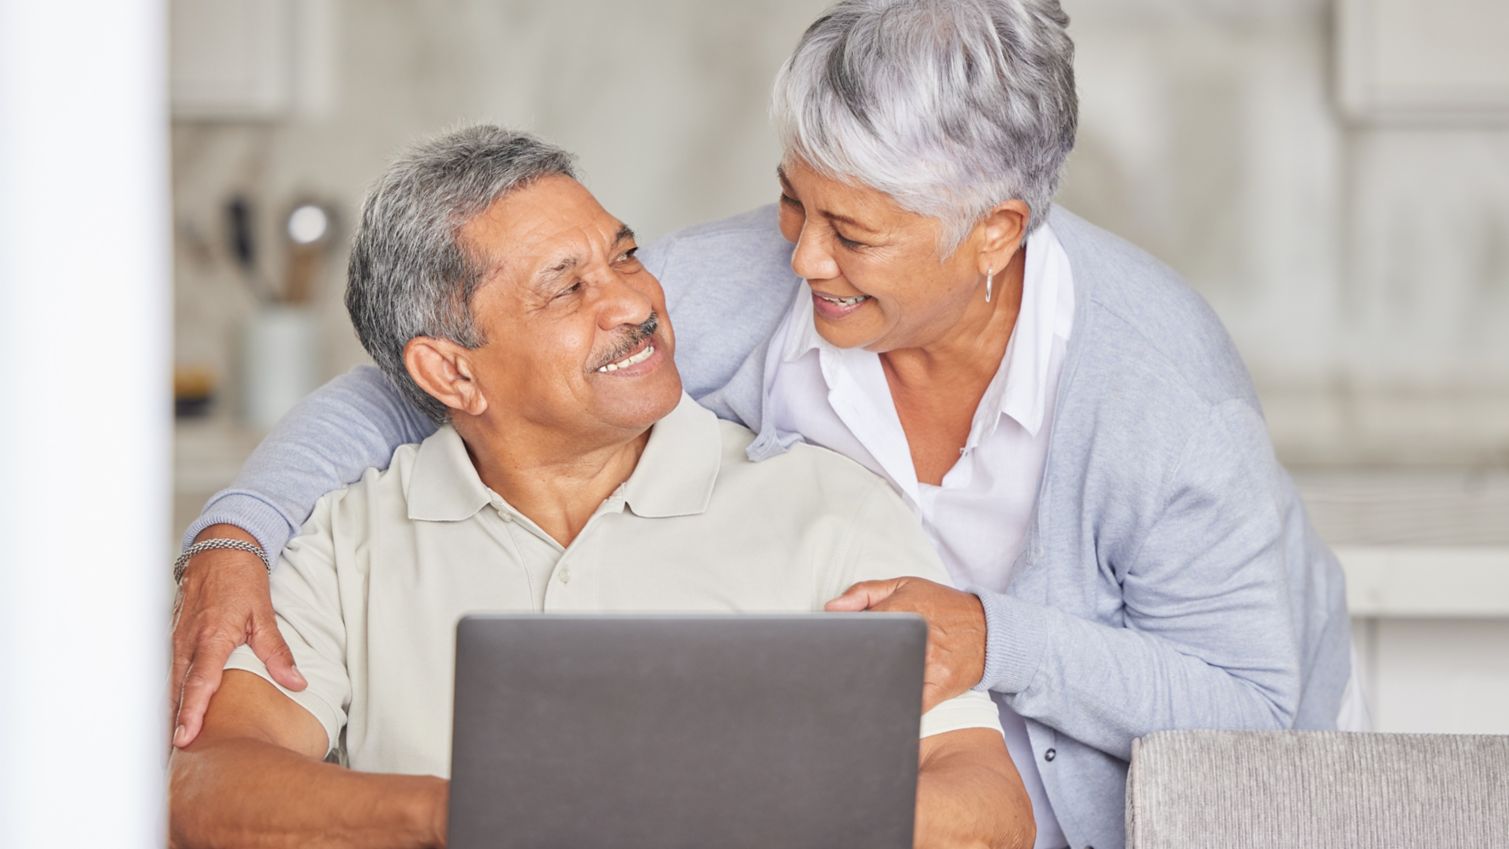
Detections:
[181, 365, 436, 561]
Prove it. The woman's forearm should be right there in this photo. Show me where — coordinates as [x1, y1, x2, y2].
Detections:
[169, 737, 446, 849]
[977, 402, 1307, 759]
[978, 589, 1294, 760]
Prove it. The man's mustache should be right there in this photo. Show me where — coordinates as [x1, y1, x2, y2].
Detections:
[590, 312, 660, 371]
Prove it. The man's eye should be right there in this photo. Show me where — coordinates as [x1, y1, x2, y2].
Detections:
[616, 247, 640, 264]
[555, 281, 583, 300]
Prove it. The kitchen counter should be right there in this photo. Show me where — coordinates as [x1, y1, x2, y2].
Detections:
[1293, 468, 1509, 618]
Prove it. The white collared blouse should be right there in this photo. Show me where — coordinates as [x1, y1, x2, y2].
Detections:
[761, 223, 1077, 849]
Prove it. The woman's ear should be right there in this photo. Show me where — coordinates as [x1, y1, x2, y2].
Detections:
[976, 199, 1031, 276]
[403, 337, 489, 418]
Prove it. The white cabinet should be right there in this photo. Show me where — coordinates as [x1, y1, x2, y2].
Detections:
[1358, 618, 1509, 734]
[169, 0, 332, 120]
[1338, 0, 1509, 122]
[170, 0, 292, 119]
[1307, 468, 1509, 734]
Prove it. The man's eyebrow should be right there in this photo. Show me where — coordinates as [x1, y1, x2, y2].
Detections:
[775, 166, 876, 234]
[530, 224, 635, 292]
[533, 253, 581, 289]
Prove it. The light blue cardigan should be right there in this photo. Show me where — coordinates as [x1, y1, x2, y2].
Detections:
[187, 204, 1352, 849]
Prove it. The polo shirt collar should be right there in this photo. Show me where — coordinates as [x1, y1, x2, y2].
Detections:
[621, 393, 722, 518]
[405, 393, 722, 523]
[406, 424, 492, 522]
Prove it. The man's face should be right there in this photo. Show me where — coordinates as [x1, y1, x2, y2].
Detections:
[456, 175, 681, 442]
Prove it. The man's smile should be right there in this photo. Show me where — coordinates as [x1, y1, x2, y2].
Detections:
[595, 337, 656, 373]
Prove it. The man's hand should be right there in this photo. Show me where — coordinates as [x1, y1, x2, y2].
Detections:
[170, 524, 305, 748]
[826, 577, 987, 713]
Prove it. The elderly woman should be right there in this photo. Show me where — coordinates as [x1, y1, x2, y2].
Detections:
[170, 2, 1356, 848]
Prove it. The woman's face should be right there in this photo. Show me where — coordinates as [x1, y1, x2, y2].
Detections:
[776, 158, 985, 353]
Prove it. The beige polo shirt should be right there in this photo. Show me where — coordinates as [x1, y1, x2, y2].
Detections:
[227, 394, 1002, 777]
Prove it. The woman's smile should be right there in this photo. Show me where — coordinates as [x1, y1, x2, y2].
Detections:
[811, 289, 873, 320]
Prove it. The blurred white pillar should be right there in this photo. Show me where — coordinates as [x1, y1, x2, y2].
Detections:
[0, 1, 170, 847]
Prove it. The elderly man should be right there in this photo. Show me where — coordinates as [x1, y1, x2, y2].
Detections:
[167, 126, 1032, 849]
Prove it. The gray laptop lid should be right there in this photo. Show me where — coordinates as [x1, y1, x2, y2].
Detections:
[449, 614, 926, 849]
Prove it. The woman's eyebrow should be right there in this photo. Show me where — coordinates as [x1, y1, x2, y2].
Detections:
[823, 209, 877, 234]
[775, 165, 878, 234]
[776, 165, 795, 193]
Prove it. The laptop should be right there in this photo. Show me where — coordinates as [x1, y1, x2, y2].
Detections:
[448, 613, 928, 849]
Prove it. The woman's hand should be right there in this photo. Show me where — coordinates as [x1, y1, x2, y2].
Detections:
[170, 525, 306, 748]
[826, 577, 987, 712]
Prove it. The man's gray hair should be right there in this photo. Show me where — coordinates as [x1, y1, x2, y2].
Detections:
[345, 125, 577, 422]
[771, 0, 1077, 252]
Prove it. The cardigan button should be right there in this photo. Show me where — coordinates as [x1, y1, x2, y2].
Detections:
[1044, 748, 1056, 762]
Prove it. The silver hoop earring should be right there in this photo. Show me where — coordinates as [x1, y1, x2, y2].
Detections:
[985, 267, 994, 303]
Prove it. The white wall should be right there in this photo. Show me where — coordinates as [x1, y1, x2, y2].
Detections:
[0, 2, 171, 846]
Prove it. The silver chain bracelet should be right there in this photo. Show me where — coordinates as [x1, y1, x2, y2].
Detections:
[173, 538, 272, 584]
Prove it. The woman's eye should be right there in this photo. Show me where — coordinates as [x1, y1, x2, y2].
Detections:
[834, 231, 867, 250]
[779, 193, 803, 211]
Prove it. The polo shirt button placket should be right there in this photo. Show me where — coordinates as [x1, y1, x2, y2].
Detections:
[1043, 747, 1056, 762]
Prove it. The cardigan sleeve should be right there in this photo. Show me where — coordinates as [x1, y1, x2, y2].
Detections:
[180, 366, 435, 563]
[972, 399, 1302, 761]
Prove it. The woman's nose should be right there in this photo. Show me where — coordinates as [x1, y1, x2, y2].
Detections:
[789, 223, 840, 282]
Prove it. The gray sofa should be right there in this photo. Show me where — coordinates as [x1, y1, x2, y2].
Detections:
[1126, 730, 1509, 848]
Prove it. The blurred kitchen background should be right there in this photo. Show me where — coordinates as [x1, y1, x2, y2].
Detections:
[168, 0, 1508, 734]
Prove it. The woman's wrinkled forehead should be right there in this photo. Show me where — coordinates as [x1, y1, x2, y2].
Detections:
[778, 157, 939, 243]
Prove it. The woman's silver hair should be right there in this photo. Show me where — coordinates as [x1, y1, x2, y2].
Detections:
[771, 0, 1077, 252]
[345, 125, 576, 422]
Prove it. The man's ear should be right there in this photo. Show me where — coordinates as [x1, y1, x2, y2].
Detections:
[403, 337, 489, 418]
[974, 199, 1031, 277]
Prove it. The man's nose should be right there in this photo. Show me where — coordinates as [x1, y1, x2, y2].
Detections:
[595, 272, 654, 330]
[789, 221, 840, 282]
